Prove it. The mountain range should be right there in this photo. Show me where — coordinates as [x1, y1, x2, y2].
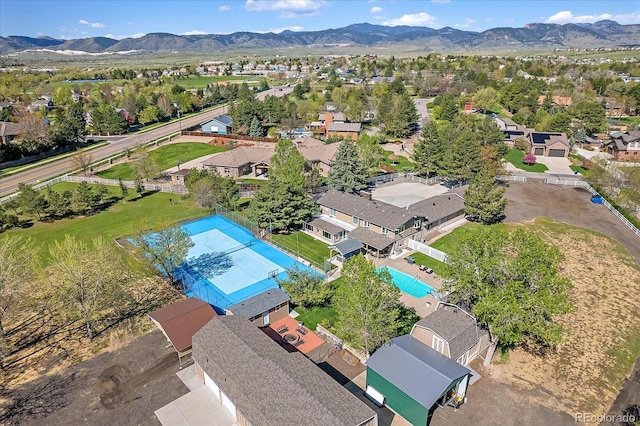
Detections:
[1, 20, 639, 56]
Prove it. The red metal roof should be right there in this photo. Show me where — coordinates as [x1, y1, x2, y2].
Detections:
[148, 297, 217, 352]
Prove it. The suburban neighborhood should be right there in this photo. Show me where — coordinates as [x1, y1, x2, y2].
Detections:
[1, 3, 640, 426]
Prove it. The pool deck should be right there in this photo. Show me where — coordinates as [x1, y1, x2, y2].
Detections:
[372, 255, 443, 318]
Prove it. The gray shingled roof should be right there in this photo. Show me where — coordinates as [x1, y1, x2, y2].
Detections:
[408, 194, 465, 225]
[348, 227, 395, 251]
[326, 122, 362, 132]
[193, 316, 376, 426]
[366, 335, 471, 409]
[318, 190, 424, 230]
[308, 217, 347, 235]
[330, 238, 363, 255]
[413, 304, 484, 360]
[226, 289, 290, 319]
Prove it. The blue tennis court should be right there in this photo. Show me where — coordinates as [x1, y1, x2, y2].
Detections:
[177, 215, 318, 309]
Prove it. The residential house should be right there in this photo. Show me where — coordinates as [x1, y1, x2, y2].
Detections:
[537, 95, 572, 107]
[202, 146, 274, 178]
[201, 115, 233, 135]
[148, 297, 217, 367]
[408, 194, 466, 231]
[0, 121, 20, 144]
[604, 131, 640, 160]
[192, 315, 378, 426]
[294, 137, 340, 176]
[410, 302, 490, 366]
[29, 97, 54, 111]
[225, 288, 290, 327]
[528, 131, 569, 157]
[308, 190, 426, 257]
[326, 122, 362, 141]
[365, 335, 472, 425]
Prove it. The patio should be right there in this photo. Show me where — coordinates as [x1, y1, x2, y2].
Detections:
[266, 316, 332, 362]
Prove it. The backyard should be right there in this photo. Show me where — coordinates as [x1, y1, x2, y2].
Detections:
[381, 149, 414, 172]
[505, 149, 549, 172]
[410, 223, 480, 274]
[270, 231, 331, 266]
[96, 143, 228, 180]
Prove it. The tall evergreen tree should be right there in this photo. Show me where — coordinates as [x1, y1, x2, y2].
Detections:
[249, 139, 317, 231]
[463, 165, 507, 224]
[249, 116, 264, 137]
[412, 121, 444, 176]
[439, 132, 483, 185]
[327, 139, 367, 193]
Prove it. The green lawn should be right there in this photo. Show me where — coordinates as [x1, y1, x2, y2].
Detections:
[569, 165, 587, 174]
[96, 143, 228, 180]
[411, 223, 480, 274]
[237, 178, 267, 185]
[381, 150, 414, 172]
[506, 149, 549, 173]
[271, 231, 330, 266]
[294, 305, 338, 330]
[175, 75, 259, 89]
[6, 183, 208, 264]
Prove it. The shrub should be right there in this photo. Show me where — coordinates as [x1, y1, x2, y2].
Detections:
[523, 153, 537, 165]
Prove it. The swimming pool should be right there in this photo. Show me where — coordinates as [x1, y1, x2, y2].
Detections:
[376, 266, 439, 298]
[176, 215, 319, 309]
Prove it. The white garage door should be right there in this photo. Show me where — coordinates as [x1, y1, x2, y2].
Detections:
[204, 373, 220, 401]
[221, 391, 236, 416]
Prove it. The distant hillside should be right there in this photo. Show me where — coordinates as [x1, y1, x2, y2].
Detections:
[1, 20, 638, 56]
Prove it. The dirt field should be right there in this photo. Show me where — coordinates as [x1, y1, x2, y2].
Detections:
[483, 180, 640, 418]
[0, 330, 186, 426]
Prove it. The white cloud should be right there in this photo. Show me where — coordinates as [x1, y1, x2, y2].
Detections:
[431, 0, 450, 3]
[544, 10, 640, 25]
[104, 33, 145, 40]
[269, 26, 304, 33]
[383, 12, 437, 27]
[245, 0, 326, 17]
[370, 6, 383, 14]
[79, 19, 105, 28]
[219, 5, 230, 11]
[454, 18, 476, 28]
[180, 30, 208, 35]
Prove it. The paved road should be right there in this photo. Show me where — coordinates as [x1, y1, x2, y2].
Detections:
[0, 86, 294, 197]
[413, 98, 432, 130]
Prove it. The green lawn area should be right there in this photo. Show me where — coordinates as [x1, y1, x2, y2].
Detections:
[96, 143, 228, 180]
[506, 149, 549, 173]
[237, 178, 267, 185]
[569, 165, 587, 174]
[6, 182, 208, 264]
[294, 305, 338, 330]
[381, 149, 414, 172]
[270, 231, 330, 266]
[175, 75, 259, 89]
[410, 223, 480, 274]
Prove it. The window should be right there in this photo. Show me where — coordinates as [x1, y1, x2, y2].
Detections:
[432, 335, 446, 354]
[352, 216, 359, 225]
[322, 231, 331, 239]
[329, 208, 336, 217]
[224, 167, 230, 174]
[382, 227, 389, 235]
[398, 225, 405, 233]
[364, 221, 370, 228]
[414, 220, 421, 229]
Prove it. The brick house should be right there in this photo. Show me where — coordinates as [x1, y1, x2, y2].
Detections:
[604, 131, 640, 161]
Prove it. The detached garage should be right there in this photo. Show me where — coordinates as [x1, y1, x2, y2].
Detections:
[366, 335, 472, 425]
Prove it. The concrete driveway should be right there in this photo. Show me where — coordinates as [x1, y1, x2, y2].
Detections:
[534, 156, 574, 175]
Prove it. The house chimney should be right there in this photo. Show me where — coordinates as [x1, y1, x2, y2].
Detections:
[325, 112, 333, 125]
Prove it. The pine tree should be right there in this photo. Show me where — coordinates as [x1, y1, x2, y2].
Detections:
[412, 121, 444, 176]
[439, 131, 483, 185]
[249, 116, 264, 137]
[463, 165, 507, 224]
[327, 139, 367, 193]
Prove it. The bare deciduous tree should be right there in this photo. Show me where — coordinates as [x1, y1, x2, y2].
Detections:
[71, 150, 93, 176]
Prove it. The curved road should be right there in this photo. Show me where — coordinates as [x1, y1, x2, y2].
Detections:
[0, 85, 294, 197]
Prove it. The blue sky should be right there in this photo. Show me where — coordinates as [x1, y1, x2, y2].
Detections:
[1, 0, 639, 39]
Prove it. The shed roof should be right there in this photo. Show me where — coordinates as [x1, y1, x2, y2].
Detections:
[366, 335, 471, 409]
[210, 114, 233, 126]
[226, 289, 290, 319]
[148, 297, 217, 352]
[0, 121, 20, 137]
[193, 316, 376, 426]
[413, 303, 484, 360]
